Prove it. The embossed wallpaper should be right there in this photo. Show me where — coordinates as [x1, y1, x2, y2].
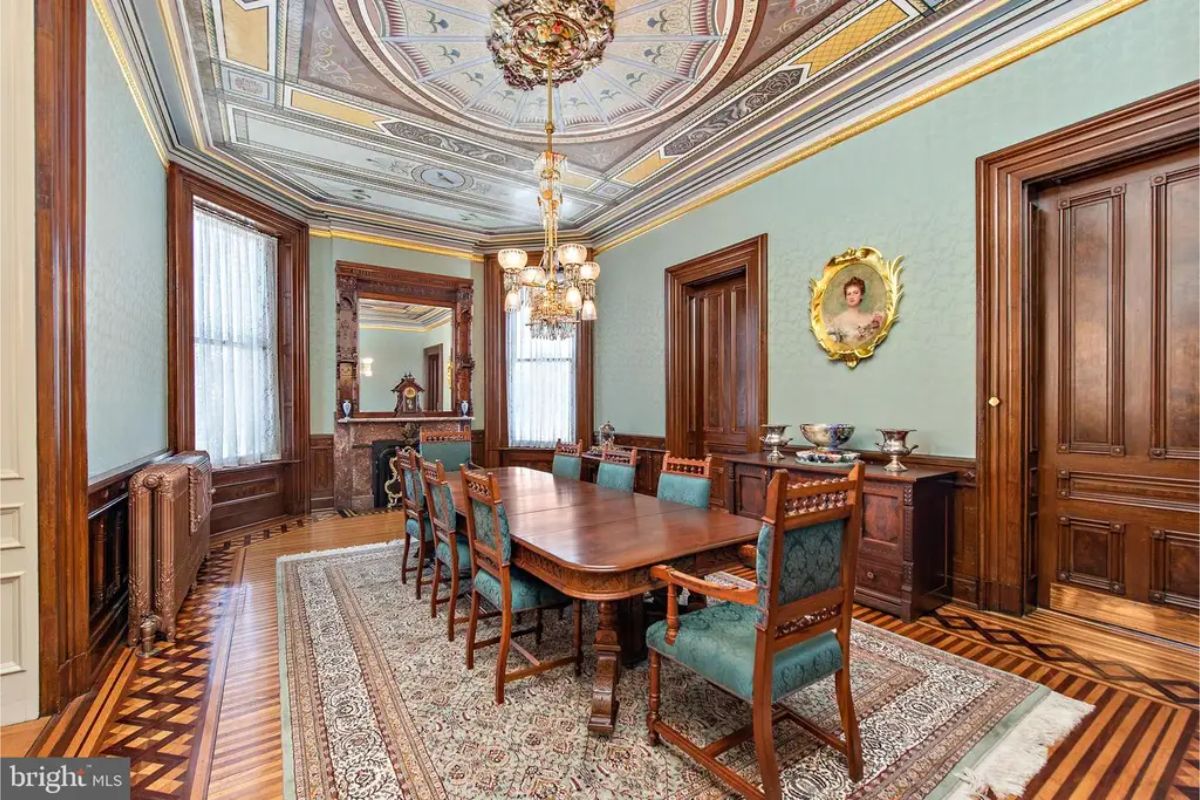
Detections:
[594, 0, 1198, 457]
[85, 5, 168, 478]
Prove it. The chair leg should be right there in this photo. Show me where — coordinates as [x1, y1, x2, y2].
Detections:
[495, 605, 512, 705]
[400, 535, 411, 584]
[572, 600, 583, 676]
[647, 650, 661, 745]
[535, 607, 544, 645]
[752, 696, 781, 800]
[835, 667, 863, 782]
[447, 568, 459, 642]
[430, 558, 442, 619]
[414, 537, 427, 601]
[466, 591, 480, 670]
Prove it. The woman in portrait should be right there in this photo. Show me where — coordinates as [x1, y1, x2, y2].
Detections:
[826, 276, 883, 346]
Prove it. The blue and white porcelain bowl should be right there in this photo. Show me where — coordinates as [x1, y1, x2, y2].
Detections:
[798, 423, 855, 451]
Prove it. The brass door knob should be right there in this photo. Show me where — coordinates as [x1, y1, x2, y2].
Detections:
[987, 396, 1001, 407]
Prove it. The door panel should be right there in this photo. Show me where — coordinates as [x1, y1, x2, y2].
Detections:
[686, 273, 751, 508]
[1034, 146, 1199, 641]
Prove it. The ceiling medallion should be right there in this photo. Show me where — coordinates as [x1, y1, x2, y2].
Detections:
[492, 1, 610, 341]
[487, 0, 615, 91]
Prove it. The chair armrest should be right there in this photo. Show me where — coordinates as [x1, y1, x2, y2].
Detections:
[650, 565, 757, 645]
[737, 544, 756, 569]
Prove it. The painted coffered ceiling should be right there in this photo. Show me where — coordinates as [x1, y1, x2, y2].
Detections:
[109, 0, 1112, 253]
[358, 297, 453, 330]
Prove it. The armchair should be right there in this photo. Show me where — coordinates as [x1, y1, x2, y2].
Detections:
[645, 464, 866, 800]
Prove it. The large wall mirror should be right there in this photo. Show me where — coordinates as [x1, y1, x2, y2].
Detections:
[335, 261, 474, 418]
[357, 296, 454, 412]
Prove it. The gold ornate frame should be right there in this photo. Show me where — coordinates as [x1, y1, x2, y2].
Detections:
[809, 246, 903, 368]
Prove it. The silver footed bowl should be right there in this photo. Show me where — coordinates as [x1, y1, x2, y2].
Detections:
[799, 423, 855, 451]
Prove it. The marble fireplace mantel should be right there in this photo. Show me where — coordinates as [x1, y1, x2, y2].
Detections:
[333, 415, 472, 511]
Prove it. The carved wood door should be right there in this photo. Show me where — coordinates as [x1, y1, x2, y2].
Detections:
[1033, 145, 1198, 642]
[685, 272, 751, 508]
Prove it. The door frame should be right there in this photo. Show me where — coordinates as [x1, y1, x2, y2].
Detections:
[976, 81, 1198, 615]
[423, 343, 444, 412]
[663, 235, 768, 463]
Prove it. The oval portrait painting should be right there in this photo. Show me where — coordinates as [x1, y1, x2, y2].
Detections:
[809, 247, 904, 368]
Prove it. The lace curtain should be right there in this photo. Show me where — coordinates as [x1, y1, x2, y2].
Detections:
[506, 288, 576, 448]
[192, 205, 281, 467]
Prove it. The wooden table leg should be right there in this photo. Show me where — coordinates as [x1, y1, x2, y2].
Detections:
[588, 600, 621, 735]
[617, 596, 647, 667]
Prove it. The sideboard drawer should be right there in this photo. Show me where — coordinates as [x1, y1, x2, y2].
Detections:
[857, 556, 903, 598]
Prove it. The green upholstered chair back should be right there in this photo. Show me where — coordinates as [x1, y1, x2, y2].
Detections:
[421, 459, 456, 535]
[419, 440, 472, 472]
[551, 453, 582, 480]
[396, 449, 424, 514]
[754, 466, 864, 628]
[597, 461, 635, 493]
[551, 439, 584, 480]
[461, 467, 511, 568]
[655, 453, 713, 508]
[755, 519, 846, 624]
[656, 473, 711, 508]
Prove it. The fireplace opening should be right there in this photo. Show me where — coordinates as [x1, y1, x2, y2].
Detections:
[371, 440, 405, 508]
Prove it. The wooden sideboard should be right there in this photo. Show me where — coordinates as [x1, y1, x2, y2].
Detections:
[724, 453, 955, 621]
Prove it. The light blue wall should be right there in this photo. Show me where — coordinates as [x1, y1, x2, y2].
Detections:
[309, 237, 486, 432]
[85, 5, 167, 477]
[594, 0, 1199, 458]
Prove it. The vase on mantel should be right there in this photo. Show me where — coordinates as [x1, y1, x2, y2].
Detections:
[876, 428, 918, 472]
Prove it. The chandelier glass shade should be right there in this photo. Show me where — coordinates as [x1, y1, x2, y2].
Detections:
[491, 0, 611, 341]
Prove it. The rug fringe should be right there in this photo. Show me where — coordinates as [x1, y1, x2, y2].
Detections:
[945, 690, 1093, 800]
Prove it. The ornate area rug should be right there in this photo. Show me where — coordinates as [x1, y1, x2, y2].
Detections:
[278, 543, 1091, 800]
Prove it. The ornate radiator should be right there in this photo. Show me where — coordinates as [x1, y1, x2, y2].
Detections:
[127, 452, 213, 655]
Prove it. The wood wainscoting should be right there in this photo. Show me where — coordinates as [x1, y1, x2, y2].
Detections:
[309, 435, 335, 511]
[84, 451, 172, 683]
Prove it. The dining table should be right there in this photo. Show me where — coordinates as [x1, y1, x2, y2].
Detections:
[447, 466, 763, 734]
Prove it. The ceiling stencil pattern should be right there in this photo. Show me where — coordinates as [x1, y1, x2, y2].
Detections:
[142, 0, 1079, 248]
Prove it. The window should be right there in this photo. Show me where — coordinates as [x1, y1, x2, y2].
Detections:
[506, 288, 575, 447]
[192, 204, 281, 466]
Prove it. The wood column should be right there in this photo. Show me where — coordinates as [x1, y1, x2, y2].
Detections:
[35, 0, 91, 713]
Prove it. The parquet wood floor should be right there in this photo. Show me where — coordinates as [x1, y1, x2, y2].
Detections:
[78, 511, 1196, 799]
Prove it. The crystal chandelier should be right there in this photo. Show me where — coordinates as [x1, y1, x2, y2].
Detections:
[489, 0, 613, 340]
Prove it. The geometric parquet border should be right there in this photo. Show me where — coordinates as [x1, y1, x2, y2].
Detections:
[86, 515, 1198, 800]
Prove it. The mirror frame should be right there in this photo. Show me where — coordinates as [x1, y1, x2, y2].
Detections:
[335, 260, 474, 418]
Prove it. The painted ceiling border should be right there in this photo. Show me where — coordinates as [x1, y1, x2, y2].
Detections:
[585, 0, 1028, 234]
[309, 228, 485, 262]
[593, 0, 1148, 254]
[91, 0, 169, 167]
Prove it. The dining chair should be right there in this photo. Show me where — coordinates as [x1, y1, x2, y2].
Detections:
[645, 464, 866, 800]
[460, 466, 583, 704]
[551, 439, 584, 480]
[397, 448, 435, 599]
[419, 427, 472, 471]
[655, 452, 713, 508]
[596, 446, 638, 493]
[422, 458, 473, 641]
